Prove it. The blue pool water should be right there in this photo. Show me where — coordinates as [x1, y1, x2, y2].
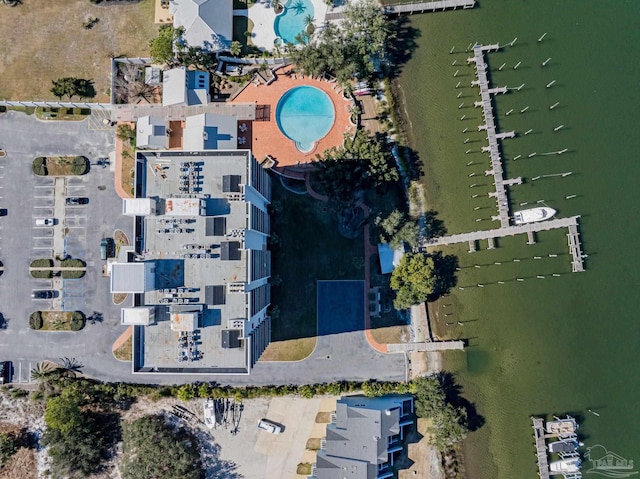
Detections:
[276, 86, 335, 152]
[274, 0, 315, 44]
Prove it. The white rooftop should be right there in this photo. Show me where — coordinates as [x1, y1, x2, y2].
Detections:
[170, 311, 199, 331]
[183, 113, 237, 150]
[121, 307, 156, 326]
[169, 0, 233, 52]
[136, 116, 169, 149]
[123, 198, 156, 217]
[111, 262, 156, 293]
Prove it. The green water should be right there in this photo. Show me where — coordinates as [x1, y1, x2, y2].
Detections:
[396, 1, 640, 478]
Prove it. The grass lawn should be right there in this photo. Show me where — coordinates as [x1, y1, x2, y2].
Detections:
[113, 335, 133, 361]
[0, 0, 157, 101]
[33, 156, 88, 176]
[31, 311, 85, 331]
[267, 179, 364, 354]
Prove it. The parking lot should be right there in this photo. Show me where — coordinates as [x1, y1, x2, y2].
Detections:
[0, 111, 133, 381]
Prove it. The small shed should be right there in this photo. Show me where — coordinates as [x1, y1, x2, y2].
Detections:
[121, 307, 156, 326]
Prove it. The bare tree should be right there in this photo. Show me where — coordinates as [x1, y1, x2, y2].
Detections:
[113, 63, 156, 105]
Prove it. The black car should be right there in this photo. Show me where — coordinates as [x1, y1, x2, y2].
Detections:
[32, 290, 55, 299]
[66, 197, 89, 205]
[0, 361, 12, 384]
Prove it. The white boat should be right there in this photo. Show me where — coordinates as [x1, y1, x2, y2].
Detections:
[203, 398, 215, 429]
[513, 206, 556, 225]
[546, 416, 578, 437]
[549, 457, 581, 475]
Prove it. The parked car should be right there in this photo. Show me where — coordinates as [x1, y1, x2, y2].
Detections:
[100, 238, 113, 261]
[257, 419, 283, 434]
[35, 218, 55, 226]
[0, 208, 6, 216]
[0, 361, 12, 384]
[66, 197, 89, 205]
[32, 290, 55, 299]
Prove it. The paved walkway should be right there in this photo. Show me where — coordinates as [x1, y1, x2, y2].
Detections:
[232, 66, 354, 166]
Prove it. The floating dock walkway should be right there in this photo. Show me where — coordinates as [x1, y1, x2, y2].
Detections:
[467, 44, 517, 228]
[387, 340, 465, 353]
[424, 216, 586, 272]
[532, 417, 551, 479]
[325, 0, 475, 20]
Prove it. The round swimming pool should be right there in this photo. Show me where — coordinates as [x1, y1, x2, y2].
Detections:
[274, 0, 315, 44]
[276, 86, 335, 153]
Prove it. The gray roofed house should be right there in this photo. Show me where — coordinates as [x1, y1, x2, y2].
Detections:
[162, 67, 210, 107]
[169, 0, 232, 52]
[313, 395, 415, 479]
[183, 113, 237, 150]
[136, 116, 169, 149]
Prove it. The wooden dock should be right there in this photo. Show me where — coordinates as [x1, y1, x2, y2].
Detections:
[387, 340, 465, 353]
[468, 44, 516, 228]
[532, 417, 551, 479]
[424, 216, 586, 272]
[325, 0, 475, 20]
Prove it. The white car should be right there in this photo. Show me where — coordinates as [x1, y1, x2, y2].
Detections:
[257, 419, 283, 434]
[35, 218, 55, 226]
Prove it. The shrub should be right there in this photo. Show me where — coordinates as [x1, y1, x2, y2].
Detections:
[29, 311, 44, 330]
[30, 258, 54, 268]
[61, 270, 85, 279]
[32, 157, 47, 176]
[31, 270, 53, 279]
[70, 312, 86, 331]
[70, 156, 88, 175]
[0, 433, 19, 466]
[60, 258, 85, 268]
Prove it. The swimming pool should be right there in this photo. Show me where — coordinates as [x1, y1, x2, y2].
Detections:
[274, 0, 315, 44]
[276, 86, 335, 153]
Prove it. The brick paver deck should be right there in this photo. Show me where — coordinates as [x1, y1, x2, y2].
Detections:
[232, 67, 355, 166]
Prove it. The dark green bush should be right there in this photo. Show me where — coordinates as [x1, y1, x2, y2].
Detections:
[70, 312, 86, 331]
[32, 157, 48, 176]
[70, 156, 88, 175]
[29, 311, 43, 330]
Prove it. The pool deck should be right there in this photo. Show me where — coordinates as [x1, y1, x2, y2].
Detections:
[231, 65, 355, 166]
[247, 0, 329, 51]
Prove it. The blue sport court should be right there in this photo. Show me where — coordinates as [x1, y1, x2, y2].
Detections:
[317, 280, 365, 336]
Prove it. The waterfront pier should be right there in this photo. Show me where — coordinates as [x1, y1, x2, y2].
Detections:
[325, 0, 475, 21]
[468, 44, 519, 228]
[532, 417, 551, 479]
[424, 216, 586, 273]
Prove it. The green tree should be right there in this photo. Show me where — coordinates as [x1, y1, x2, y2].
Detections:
[150, 25, 182, 64]
[0, 433, 18, 466]
[312, 130, 398, 203]
[291, 0, 392, 84]
[377, 209, 419, 248]
[121, 416, 202, 479]
[390, 252, 436, 309]
[42, 389, 109, 476]
[229, 40, 242, 57]
[428, 403, 468, 450]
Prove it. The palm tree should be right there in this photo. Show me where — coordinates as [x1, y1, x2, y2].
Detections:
[304, 14, 315, 34]
[229, 40, 242, 57]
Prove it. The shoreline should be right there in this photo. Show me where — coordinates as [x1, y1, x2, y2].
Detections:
[391, 67, 470, 479]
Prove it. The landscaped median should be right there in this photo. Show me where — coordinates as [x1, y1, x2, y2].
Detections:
[29, 310, 86, 331]
[32, 155, 88, 176]
[30, 258, 87, 279]
[35, 106, 91, 121]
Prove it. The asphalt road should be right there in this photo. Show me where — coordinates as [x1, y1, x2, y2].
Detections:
[0, 111, 406, 386]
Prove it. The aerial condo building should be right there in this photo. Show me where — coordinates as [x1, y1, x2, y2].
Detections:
[112, 149, 272, 375]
